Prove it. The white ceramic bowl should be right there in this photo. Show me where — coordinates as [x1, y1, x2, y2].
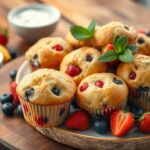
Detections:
[8, 3, 61, 42]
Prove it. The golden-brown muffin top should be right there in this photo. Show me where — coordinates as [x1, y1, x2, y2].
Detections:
[25, 37, 72, 69]
[17, 69, 76, 105]
[136, 33, 150, 56]
[60, 47, 107, 85]
[94, 21, 137, 46]
[77, 73, 128, 110]
[117, 54, 150, 88]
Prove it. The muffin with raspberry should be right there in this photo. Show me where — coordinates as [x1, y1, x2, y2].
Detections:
[17, 69, 76, 127]
[25, 37, 72, 70]
[117, 54, 150, 111]
[94, 22, 137, 46]
[77, 73, 128, 116]
[60, 47, 107, 85]
[136, 33, 150, 56]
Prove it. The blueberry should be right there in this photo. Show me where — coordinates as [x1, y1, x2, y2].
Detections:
[71, 97, 80, 109]
[124, 25, 129, 30]
[86, 55, 93, 62]
[2, 102, 14, 116]
[113, 78, 123, 85]
[137, 38, 145, 44]
[93, 117, 109, 134]
[130, 107, 143, 120]
[9, 50, 17, 59]
[146, 31, 150, 37]
[0, 93, 13, 104]
[52, 87, 60, 96]
[136, 86, 149, 92]
[9, 70, 17, 81]
[17, 104, 23, 117]
[25, 88, 34, 101]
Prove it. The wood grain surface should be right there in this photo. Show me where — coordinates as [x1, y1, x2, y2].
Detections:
[0, 0, 150, 149]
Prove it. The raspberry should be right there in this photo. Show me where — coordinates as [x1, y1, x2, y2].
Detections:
[52, 44, 63, 51]
[66, 64, 81, 77]
[95, 80, 104, 88]
[80, 83, 88, 92]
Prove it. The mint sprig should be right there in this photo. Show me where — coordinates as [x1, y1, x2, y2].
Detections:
[70, 20, 96, 40]
[99, 35, 137, 63]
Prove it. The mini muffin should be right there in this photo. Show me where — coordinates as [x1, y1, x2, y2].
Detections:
[94, 22, 137, 46]
[77, 73, 128, 116]
[136, 33, 150, 56]
[117, 54, 150, 111]
[25, 37, 72, 70]
[65, 27, 101, 49]
[60, 47, 107, 85]
[17, 69, 76, 127]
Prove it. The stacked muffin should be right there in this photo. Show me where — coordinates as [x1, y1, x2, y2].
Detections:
[17, 21, 150, 128]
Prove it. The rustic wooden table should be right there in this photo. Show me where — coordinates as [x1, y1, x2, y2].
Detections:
[0, 0, 150, 149]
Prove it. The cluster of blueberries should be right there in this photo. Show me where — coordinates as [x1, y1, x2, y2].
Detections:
[0, 70, 23, 116]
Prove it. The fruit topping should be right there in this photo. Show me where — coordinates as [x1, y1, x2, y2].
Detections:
[25, 87, 35, 101]
[65, 110, 90, 131]
[86, 55, 93, 62]
[129, 71, 136, 80]
[80, 83, 88, 92]
[66, 64, 81, 77]
[52, 87, 60, 96]
[110, 109, 135, 136]
[52, 44, 63, 51]
[136, 86, 149, 92]
[113, 78, 123, 85]
[137, 37, 145, 44]
[137, 112, 150, 133]
[93, 116, 109, 134]
[95, 80, 104, 88]
[0, 93, 13, 104]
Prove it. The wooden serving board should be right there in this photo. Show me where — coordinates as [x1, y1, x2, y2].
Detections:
[16, 59, 150, 150]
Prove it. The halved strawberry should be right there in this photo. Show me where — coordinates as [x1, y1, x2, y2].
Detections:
[137, 112, 150, 133]
[65, 110, 90, 130]
[110, 109, 135, 136]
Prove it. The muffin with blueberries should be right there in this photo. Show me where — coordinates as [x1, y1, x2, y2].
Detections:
[25, 37, 72, 70]
[60, 47, 107, 85]
[94, 22, 137, 46]
[117, 54, 150, 111]
[77, 73, 128, 116]
[17, 69, 76, 127]
[136, 33, 150, 56]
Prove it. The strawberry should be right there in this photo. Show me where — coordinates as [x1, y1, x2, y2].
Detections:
[65, 110, 90, 130]
[0, 28, 8, 46]
[10, 82, 19, 105]
[66, 64, 81, 77]
[101, 44, 119, 65]
[137, 112, 150, 133]
[110, 109, 135, 136]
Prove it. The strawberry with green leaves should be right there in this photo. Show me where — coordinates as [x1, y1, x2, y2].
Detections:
[110, 109, 135, 136]
[137, 112, 150, 133]
[99, 35, 137, 63]
[0, 28, 8, 46]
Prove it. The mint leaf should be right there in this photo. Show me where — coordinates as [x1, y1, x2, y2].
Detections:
[114, 35, 128, 53]
[99, 51, 118, 62]
[70, 26, 92, 40]
[119, 49, 133, 62]
[70, 20, 96, 40]
[88, 20, 96, 33]
[126, 44, 137, 53]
